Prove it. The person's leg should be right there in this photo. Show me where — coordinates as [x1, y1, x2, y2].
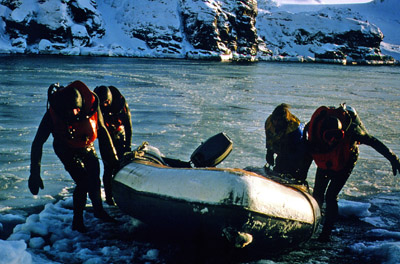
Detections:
[72, 183, 88, 232]
[102, 135, 126, 205]
[55, 145, 90, 232]
[312, 168, 329, 208]
[318, 172, 349, 241]
[81, 148, 103, 212]
[296, 152, 313, 183]
[312, 168, 333, 241]
[84, 148, 116, 222]
[319, 153, 358, 241]
[320, 176, 348, 240]
[102, 164, 115, 205]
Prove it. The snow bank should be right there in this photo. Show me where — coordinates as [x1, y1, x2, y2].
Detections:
[0, 240, 32, 264]
[6, 197, 156, 263]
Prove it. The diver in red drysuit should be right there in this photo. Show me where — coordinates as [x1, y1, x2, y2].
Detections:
[306, 103, 400, 241]
[29, 80, 119, 232]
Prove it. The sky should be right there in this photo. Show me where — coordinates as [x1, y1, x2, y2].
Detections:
[275, 0, 373, 4]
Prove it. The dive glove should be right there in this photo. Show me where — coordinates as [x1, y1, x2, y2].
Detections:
[28, 173, 44, 195]
[266, 149, 274, 167]
[391, 156, 400, 176]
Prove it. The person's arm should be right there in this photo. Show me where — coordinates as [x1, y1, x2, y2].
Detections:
[349, 109, 400, 175]
[97, 107, 119, 168]
[121, 102, 132, 151]
[265, 116, 275, 166]
[266, 148, 274, 167]
[29, 112, 52, 195]
[355, 132, 400, 175]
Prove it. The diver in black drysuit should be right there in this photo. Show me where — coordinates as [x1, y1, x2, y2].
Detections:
[265, 103, 312, 183]
[94, 85, 132, 205]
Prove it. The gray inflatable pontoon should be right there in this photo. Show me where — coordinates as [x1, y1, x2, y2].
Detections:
[112, 157, 320, 254]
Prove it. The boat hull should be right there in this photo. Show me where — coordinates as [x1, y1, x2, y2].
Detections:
[112, 160, 320, 254]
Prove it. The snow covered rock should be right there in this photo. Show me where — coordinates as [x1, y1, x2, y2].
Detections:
[2, 0, 104, 52]
[70, 24, 90, 47]
[0, 0, 396, 63]
[257, 6, 394, 64]
[0, 240, 32, 264]
[115, 0, 184, 56]
[181, 0, 271, 60]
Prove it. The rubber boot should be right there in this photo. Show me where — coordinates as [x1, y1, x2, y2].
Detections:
[317, 225, 332, 242]
[94, 210, 118, 223]
[103, 165, 115, 206]
[72, 213, 87, 233]
[72, 186, 88, 233]
[90, 192, 117, 223]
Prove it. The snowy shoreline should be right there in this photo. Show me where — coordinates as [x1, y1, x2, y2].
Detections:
[1, 53, 398, 66]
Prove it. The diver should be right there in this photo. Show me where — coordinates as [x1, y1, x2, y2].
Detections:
[29, 80, 119, 233]
[94, 85, 132, 205]
[306, 103, 400, 241]
[265, 103, 312, 183]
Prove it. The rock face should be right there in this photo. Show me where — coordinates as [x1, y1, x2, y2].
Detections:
[257, 6, 393, 64]
[2, 0, 104, 53]
[0, 0, 395, 64]
[180, 0, 270, 60]
[114, 0, 183, 56]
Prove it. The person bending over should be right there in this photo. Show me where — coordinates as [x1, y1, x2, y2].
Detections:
[265, 103, 311, 183]
[93, 85, 132, 205]
[306, 103, 400, 241]
[29, 80, 119, 232]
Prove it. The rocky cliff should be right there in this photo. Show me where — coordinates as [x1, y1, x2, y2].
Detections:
[0, 0, 395, 64]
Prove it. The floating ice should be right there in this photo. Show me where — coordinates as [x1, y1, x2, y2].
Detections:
[338, 199, 372, 218]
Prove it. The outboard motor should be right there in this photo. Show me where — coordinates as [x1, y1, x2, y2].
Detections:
[119, 132, 233, 170]
[190, 132, 233, 167]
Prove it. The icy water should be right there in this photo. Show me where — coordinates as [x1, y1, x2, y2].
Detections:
[1, 55, 400, 263]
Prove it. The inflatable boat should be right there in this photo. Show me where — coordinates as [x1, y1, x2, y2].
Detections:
[112, 133, 321, 255]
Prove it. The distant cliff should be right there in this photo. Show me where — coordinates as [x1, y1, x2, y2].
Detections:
[0, 0, 396, 64]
